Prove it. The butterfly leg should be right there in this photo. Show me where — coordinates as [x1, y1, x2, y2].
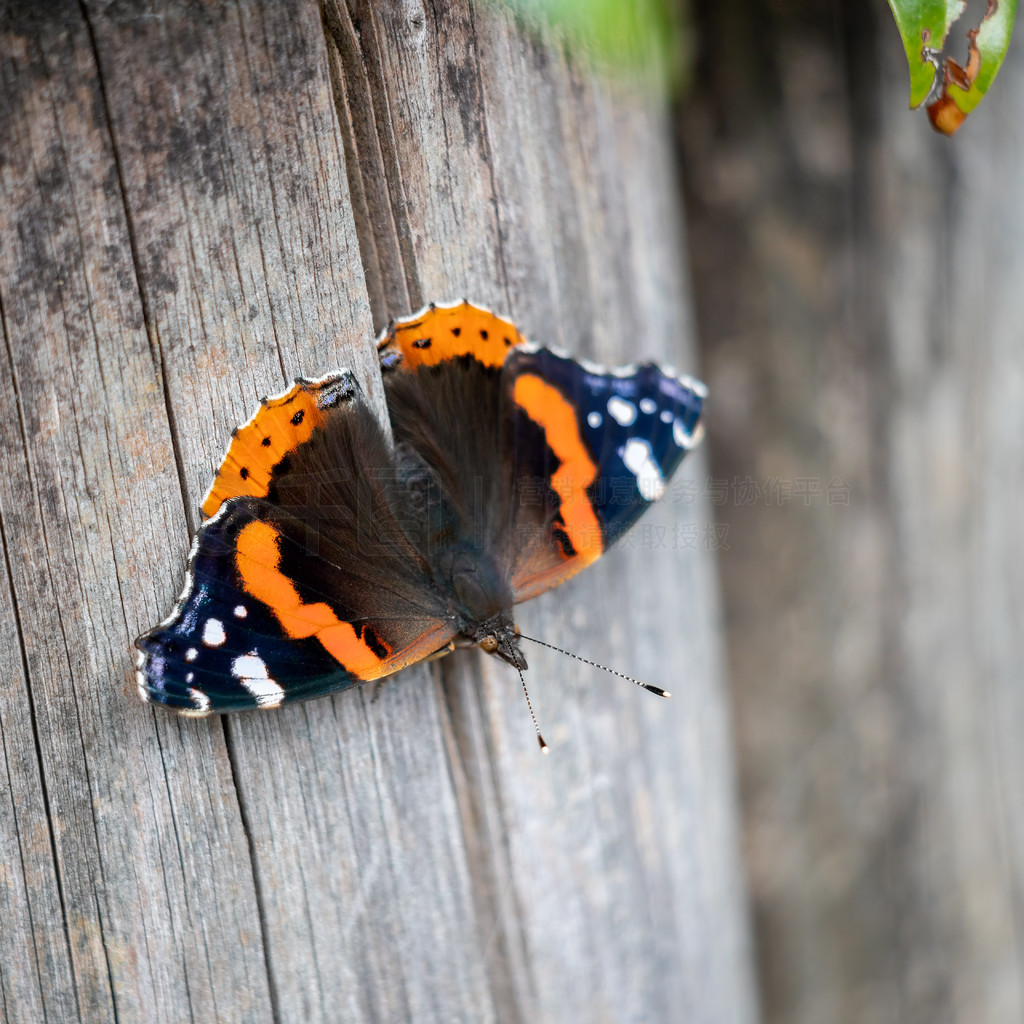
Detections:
[423, 640, 456, 663]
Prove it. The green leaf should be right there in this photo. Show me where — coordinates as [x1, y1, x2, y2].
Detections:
[886, 0, 1018, 134]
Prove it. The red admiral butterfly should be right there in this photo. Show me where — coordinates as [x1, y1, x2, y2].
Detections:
[135, 302, 705, 719]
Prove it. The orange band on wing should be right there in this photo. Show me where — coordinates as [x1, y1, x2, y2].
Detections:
[512, 373, 603, 567]
[235, 520, 391, 678]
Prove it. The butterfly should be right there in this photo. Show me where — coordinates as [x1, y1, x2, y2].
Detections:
[135, 301, 705, 719]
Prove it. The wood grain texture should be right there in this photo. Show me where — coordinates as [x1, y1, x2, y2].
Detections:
[680, 2, 1024, 1022]
[0, 2, 755, 1021]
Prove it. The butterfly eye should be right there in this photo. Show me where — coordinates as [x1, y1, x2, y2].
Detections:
[479, 635, 499, 654]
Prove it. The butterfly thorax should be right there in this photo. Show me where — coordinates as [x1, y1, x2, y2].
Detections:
[392, 443, 527, 668]
[434, 544, 527, 670]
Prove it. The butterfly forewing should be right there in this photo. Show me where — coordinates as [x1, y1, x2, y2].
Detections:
[137, 378, 457, 715]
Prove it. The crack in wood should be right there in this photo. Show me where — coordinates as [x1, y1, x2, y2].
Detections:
[76, 0, 192, 530]
[0, 268, 84, 1019]
[0, 508, 83, 1024]
[222, 717, 284, 1024]
[320, 0, 421, 327]
[436, 661, 534, 1023]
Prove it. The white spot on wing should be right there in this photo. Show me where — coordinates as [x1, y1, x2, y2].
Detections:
[587, 411, 602, 428]
[233, 605, 248, 619]
[621, 438, 665, 501]
[673, 418, 696, 449]
[660, 409, 674, 423]
[607, 396, 637, 426]
[188, 688, 212, 712]
[639, 397, 657, 415]
[232, 652, 285, 708]
[185, 647, 198, 662]
[185, 672, 194, 683]
[203, 618, 226, 647]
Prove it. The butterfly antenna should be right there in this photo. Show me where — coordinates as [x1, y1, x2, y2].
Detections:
[517, 633, 671, 698]
[500, 635, 549, 753]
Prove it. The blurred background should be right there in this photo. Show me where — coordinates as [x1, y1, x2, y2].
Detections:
[676, 2, 1024, 1022]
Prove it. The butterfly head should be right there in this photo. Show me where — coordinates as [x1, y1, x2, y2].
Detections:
[471, 617, 527, 670]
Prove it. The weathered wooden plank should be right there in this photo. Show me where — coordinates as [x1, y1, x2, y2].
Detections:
[83, 2, 496, 1022]
[0, 520, 76, 1024]
[2, 1, 755, 1021]
[680, 2, 1024, 1021]
[0, 6, 273, 1022]
[329, 2, 756, 1021]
